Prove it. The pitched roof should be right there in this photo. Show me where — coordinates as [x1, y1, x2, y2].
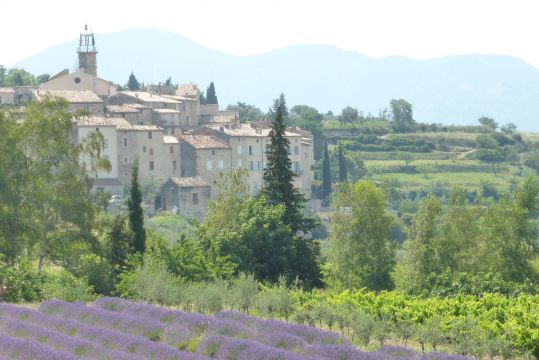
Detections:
[206, 123, 300, 137]
[77, 116, 131, 127]
[117, 91, 180, 104]
[179, 134, 230, 149]
[170, 176, 209, 187]
[0, 87, 15, 93]
[34, 89, 103, 103]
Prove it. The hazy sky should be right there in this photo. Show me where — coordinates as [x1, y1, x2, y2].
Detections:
[3, 0, 539, 68]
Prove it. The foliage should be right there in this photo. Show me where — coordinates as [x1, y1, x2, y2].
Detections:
[226, 102, 263, 123]
[41, 270, 95, 302]
[0, 98, 108, 272]
[321, 141, 331, 200]
[390, 99, 416, 133]
[206, 82, 218, 104]
[128, 161, 146, 254]
[127, 72, 141, 90]
[478, 116, 498, 130]
[328, 181, 396, 290]
[338, 142, 348, 182]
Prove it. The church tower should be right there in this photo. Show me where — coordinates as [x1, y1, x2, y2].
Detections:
[77, 25, 98, 76]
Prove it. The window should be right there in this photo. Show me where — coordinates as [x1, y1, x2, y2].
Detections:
[257, 161, 262, 171]
[149, 161, 154, 170]
[294, 161, 300, 174]
[186, 115, 190, 124]
[219, 160, 224, 170]
[248, 145, 253, 156]
[192, 193, 198, 205]
[249, 161, 254, 171]
[170, 146, 174, 154]
[172, 160, 177, 170]
[149, 148, 154, 156]
[207, 160, 213, 171]
[212, 150, 215, 155]
[124, 157, 128, 163]
[237, 159, 242, 168]
[170, 128, 175, 134]
[294, 146, 299, 155]
[148, 132, 153, 139]
[123, 137, 128, 147]
[237, 144, 242, 155]
[95, 127, 99, 132]
[73, 77, 81, 84]
[142, 146, 146, 152]
[103, 140, 108, 149]
[256, 139, 259, 143]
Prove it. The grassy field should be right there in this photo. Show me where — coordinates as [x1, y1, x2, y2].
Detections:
[369, 169, 522, 191]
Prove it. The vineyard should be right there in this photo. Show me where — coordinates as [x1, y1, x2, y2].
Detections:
[0, 298, 468, 360]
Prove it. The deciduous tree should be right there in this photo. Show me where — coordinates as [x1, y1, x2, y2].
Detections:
[329, 181, 396, 290]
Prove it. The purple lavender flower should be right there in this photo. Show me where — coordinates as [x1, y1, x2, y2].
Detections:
[0, 332, 80, 360]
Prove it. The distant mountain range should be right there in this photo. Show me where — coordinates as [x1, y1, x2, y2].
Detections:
[12, 28, 539, 130]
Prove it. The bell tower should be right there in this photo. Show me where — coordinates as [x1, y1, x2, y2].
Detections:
[77, 24, 98, 76]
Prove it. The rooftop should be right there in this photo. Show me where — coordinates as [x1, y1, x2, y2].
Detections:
[163, 135, 180, 144]
[34, 89, 103, 103]
[153, 108, 180, 114]
[179, 134, 230, 149]
[170, 176, 209, 187]
[77, 116, 131, 128]
[105, 104, 142, 113]
[0, 87, 15, 93]
[207, 123, 301, 137]
[117, 91, 180, 104]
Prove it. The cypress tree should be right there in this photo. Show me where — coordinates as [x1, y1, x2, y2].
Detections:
[322, 141, 331, 199]
[338, 141, 348, 182]
[128, 161, 146, 254]
[206, 82, 218, 104]
[127, 72, 141, 91]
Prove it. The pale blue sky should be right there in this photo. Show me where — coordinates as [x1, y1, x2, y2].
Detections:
[3, 0, 539, 68]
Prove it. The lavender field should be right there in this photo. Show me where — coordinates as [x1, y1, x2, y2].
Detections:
[0, 297, 467, 359]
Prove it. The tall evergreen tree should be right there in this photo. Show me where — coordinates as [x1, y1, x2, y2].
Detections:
[127, 72, 141, 91]
[262, 94, 322, 288]
[206, 82, 218, 104]
[263, 94, 311, 232]
[128, 161, 146, 254]
[338, 141, 348, 182]
[322, 141, 331, 200]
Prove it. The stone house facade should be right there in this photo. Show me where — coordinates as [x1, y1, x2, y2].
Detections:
[160, 177, 211, 220]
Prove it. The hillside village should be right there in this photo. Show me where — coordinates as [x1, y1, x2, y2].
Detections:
[0, 26, 314, 220]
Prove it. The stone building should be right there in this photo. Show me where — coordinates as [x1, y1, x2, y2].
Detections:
[192, 123, 310, 196]
[160, 177, 211, 220]
[178, 134, 231, 192]
[33, 89, 104, 115]
[74, 116, 181, 195]
[0, 87, 15, 106]
[39, 26, 117, 102]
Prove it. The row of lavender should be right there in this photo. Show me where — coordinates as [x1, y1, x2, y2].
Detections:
[0, 298, 468, 359]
